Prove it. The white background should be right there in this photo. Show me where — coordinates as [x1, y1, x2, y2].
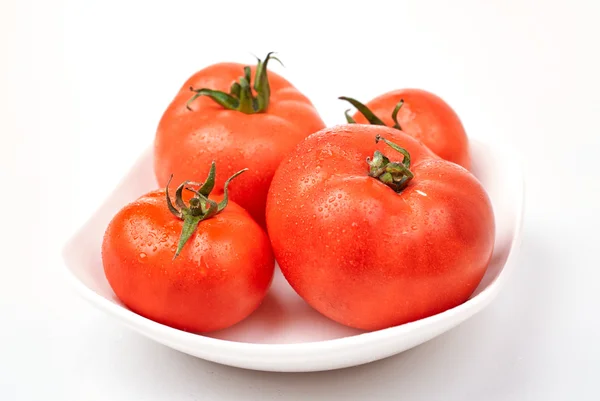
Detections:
[1, 0, 599, 399]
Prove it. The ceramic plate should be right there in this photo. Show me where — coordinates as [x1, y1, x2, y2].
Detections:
[62, 139, 524, 372]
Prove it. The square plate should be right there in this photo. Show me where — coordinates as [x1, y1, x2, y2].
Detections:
[62, 139, 524, 372]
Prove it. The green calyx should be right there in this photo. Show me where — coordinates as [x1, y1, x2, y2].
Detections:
[186, 52, 282, 114]
[339, 96, 405, 130]
[367, 135, 414, 193]
[166, 162, 246, 259]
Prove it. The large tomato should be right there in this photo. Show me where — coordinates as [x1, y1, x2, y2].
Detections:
[154, 53, 325, 227]
[102, 164, 274, 333]
[340, 88, 470, 169]
[266, 124, 494, 331]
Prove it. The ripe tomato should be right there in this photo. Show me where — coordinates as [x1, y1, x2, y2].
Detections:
[340, 88, 470, 169]
[102, 164, 274, 333]
[154, 53, 325, 227]
[266, 124, 494, 331]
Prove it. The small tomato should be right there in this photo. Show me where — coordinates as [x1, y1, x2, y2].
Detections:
[102, 164, 274, 333]
[340, 88, 470, 169]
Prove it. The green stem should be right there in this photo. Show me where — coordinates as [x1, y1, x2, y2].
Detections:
[166, 163, 247, 258]
[338, 96, 386, 126]
[254, 52, 281, 112]
[217, 168, 247, 211]
[175, 216, 201, 258]
[165, 175, 182, 218]
[197, 161, 216, 197]
[391, 99, 404, 130]
[344, 109, 357, 124]
[186, 88, 239, 111]
[230, 82, 241, 98]
[339, 97, 406, 132]
[238, 76, 256, 114]
[376, 134, 411, 168]
[186, 52, 280, 114]
[367, 135, 414, 193]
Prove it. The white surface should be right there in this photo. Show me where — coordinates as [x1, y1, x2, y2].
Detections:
[62, 140, 523, 372]
[1, 0, 598, 398]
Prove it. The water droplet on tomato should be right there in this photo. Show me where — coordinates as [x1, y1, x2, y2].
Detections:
[138, 252, 147, 260]
[337, 193, 342, 199]
[411, 224, 418, 230]
[318, 206, 323, 212]
[328, 196, 335, 203]
[152, 246, 157, 252]
[351, 222, 358, 228]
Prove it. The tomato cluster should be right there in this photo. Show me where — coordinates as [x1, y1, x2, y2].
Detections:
[102, 53, 495, 333]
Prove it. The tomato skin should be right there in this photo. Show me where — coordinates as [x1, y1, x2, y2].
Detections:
[154, 62, 326, 227]
[102, 189, 274, 333]
[352, 89, 470, 169]
[266, 124, 494, 331]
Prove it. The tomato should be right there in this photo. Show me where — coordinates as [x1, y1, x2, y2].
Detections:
[102, 164, 274, 333]
[340, 88, 470, 169]
[154, 53, 326, 227]
[266, 124, 494, 331]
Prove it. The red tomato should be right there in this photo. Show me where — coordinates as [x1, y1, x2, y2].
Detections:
[266, 124, 494, 331]
[340, 88, 470, 169]
[102, 165, 274, 333]
[154, 53, 325, 227]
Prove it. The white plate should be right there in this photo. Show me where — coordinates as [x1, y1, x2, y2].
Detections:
[62, 139, 524, 372]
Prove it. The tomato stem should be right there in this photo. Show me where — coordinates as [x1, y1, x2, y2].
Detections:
[367, 135, 414, 192]
[344, 109, 357, 124]
[338, 96, 386, 126]
[186, 52, 281, 114]
[390, 99, 404, 130]
[165, 163, 247, 258]
[339, 97, 405, 131]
